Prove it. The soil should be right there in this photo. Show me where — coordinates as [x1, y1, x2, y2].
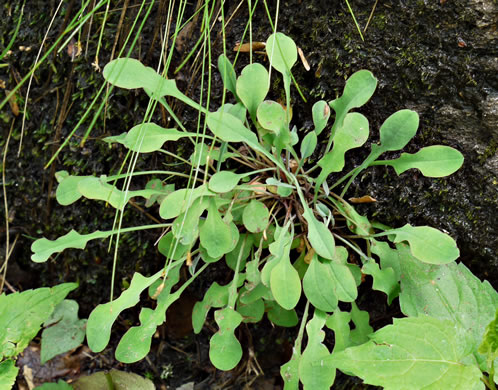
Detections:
[1, 0, 496, 389]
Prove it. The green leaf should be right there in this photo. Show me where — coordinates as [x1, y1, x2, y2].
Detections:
[300, 132, 317, 160]
[317, 113, 369, 180]
[242, 199, 270, 233]
[281, 357, 299, 390]
[218, 54, 237, 97]
[34, 380, 73, 390]
[31, 229, 111, 263]
[349, 302, 373, 345]
[266, 300, 299, 327]
[236, 63, 269, 121]
[479, 309, 498, 364]
[257, 100, 287, 134]
[190, 142, 233, 166]
[266, 33, 297, 75]
[72, 369, 154, 390]
[327, 316, 484, 390]
[303, 255, 338, 312]
[209, 307, 243, 371]
[236, 293, 264, 323]
[199, 199, 233, 258]
[192, 282, 229, 334]
[86, 269, 163, 353]
[171, 196, 209, 245]
[299, 310, 335, 390]
[105, 123, 192, 153]
[0, 360, 18, 390]
[370, 239, 401, 281]
[206, 110, 258, 144]
[159, 184, 212, 220]
[303, 208, 335, 260]
[312, 100, 330, 135]
[328, 70, 377, 136]
[158, 232, 191, 260]
[378, 109, 419, 152]
[325, 309, 352, 353]
[41, 300, 86, 364]
[270, 252, 301, 310]
[362, 260, 399, 304]
[55, 173, 92, 205]
[397, 243, 498, 370]
[0, 283, 77, 360]
[209, 171, 243, 193]
[387, 223, 459, 264]
[103, 58, 202, 111]
[378, 145, 464, 177]
[225, 233, 253, 271]
[115, 264, 181, 363]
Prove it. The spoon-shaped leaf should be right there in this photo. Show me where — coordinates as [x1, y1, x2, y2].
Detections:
[303, 207, 335, 260]
[303, 254, 339, 312]
[386, 224, 459, 264]
[242, 199, 270, 233]
[236, 63, 269, 121]
[105, 123, 193, 153]
[257, 100, 287, 134]
[218, 54, 237, 98]
[159, 184, 212, 220]
[209, 171, 243, 193]
[376, 145, 464, 177]
[199, 199, 233, 258]
[55, 172, 92, 205]
[206, 111, 258, 144]
[266, 33, 297, 75]
[300, 131, 317, 160]
[270, 253, 301, 310]
[209, 307, 243, 371]
[378, 109, 419, 152]
[87, 269, 164, 352]
[312, 100, 331, 135]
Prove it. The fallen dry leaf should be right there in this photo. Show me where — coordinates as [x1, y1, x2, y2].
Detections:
[298, 47, 310, 71]
[349, 195, 377, 204]
[233, 41, 266, 52]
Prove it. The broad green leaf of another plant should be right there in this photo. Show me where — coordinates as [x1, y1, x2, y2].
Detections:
[270, 252, 301, 310]
[199, 199, 233, 258]
[41, 300, 86, 364]
[377, 145, 464, 177]
[192, 283, 229, 334]
[31, 230, 111, 263]
[479, 309, 498, 368]
[397, 243, 498, 371]
[236, 63, 269, 121]
[242, 199, 270, 233]
[115, 263, 182, 363]
[209, 171, 243, 193]
[299, 310, 335, 390]
[209, 307, 243, 371]
[386, 224, 459, 264]
[86, 269, 164, 352]
[206, 111, 258, 145]
[0, 283, 77, 360]
[312, 100, 330, 135]
[0, 360, 18, 390]
[104, 123, 193, 153]
[303, 208, 335, 260]
[327, 316, 484, 390]
[218, 54, 237, 98]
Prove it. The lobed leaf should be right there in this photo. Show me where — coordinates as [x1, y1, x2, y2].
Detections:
[31, 230, 111, 263]
[104, 123, 192, 153]
[209, 307, 243, 371]
[192, 283, 229, 334]
[327, 316, 484, 390]
[379, 145, 464, 177]
[0, 360, 18, 390]
[362, 260, 400, 304]
[199, 199, 234, 258]
[86, 269, 164, 353]
[478, 309, 498, 364]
